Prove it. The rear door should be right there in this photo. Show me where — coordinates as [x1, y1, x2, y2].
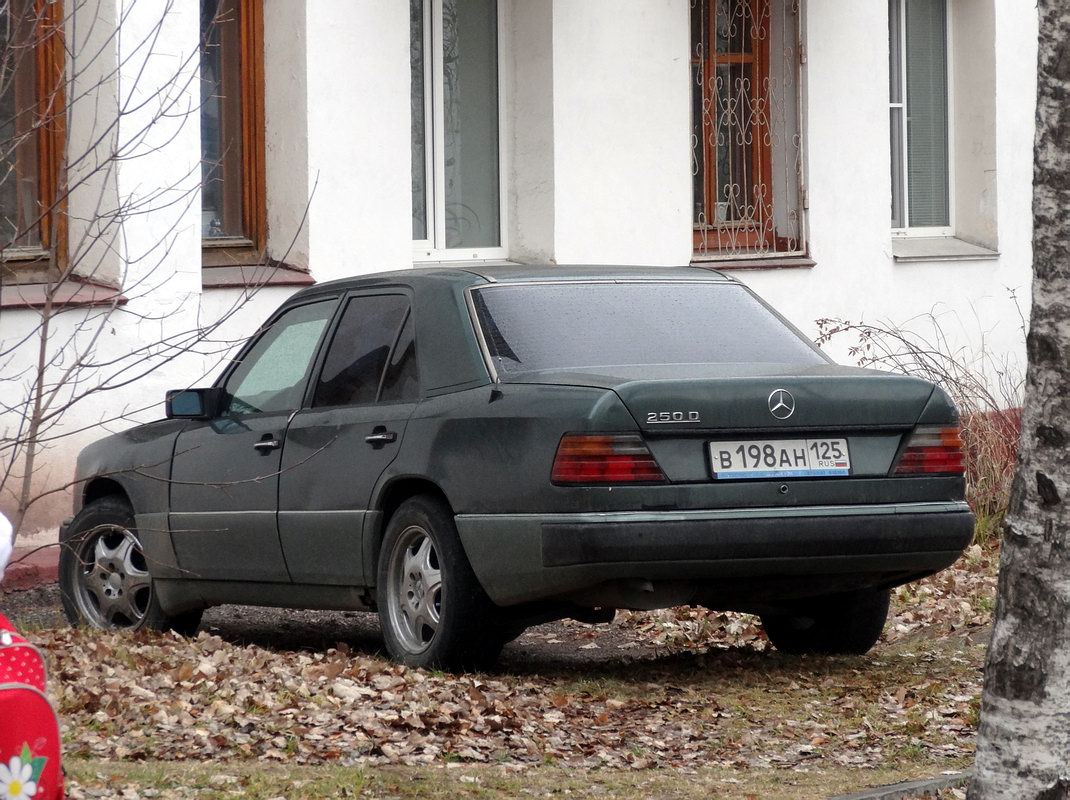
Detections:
[170, 297, 338, 582]
[278, 291, 420, 586]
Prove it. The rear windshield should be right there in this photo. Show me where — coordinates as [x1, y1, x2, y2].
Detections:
[471, 282, 825, 376]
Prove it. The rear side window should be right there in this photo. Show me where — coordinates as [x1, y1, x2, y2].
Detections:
[313, 295, 412, 407]
[379, 313, 419, 403]
[472, 282, 825, 376]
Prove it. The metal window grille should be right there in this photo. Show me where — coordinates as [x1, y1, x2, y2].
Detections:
[691, 0, 807, 261]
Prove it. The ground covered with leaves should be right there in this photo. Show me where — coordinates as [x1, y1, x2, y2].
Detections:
[15, 546, 996, 798]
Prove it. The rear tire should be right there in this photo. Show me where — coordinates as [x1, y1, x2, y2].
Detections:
[59, 497, 202, 636]
[761, 589, 890, 655]
[377, 495, 503, 671]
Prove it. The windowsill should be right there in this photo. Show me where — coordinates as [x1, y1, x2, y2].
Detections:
[690, 255, 816, 271]
[202, 243, 264, 268]
[0, 277, 127, 310]
[892, 236, 999, 262]
[413, 249, 512, 264]
[1, 249, 57, 285]
[202, 261, 315, 289]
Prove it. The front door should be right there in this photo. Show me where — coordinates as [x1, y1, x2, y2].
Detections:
[279, 292, 420, 586]
[169, 297, 338, 583]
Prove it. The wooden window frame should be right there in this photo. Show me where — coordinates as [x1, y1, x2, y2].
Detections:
[1, 0, 67, 281]
[201, 0, 267, 269]
[691, 0, 774, 253]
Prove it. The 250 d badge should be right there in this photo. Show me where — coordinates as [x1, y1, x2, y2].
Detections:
[646, 410, 701, 424]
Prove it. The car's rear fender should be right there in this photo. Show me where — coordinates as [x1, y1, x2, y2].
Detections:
[381, 383, 636, 516]
[363, 475, 454, 586]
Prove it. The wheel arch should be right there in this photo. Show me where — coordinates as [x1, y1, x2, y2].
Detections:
[368, 476, 455, 578]
[80, 476, 134, 513]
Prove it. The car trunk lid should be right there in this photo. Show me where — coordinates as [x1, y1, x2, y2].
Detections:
[506, 363, 936, 431]
[614, 367, 935, 433]
[514, 364, 940, 482]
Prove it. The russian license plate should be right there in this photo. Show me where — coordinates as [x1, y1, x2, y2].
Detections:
[710, 438, 851, 479]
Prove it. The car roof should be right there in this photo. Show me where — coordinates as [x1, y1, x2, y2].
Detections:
[291, 264, 734, 300]
[281, 265, 742, 396]
[461, 264, 733, 283]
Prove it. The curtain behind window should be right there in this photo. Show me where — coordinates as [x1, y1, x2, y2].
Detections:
[905, 0, 949, 227]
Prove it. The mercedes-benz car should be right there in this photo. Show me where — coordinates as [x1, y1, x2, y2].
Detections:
[61, 266, 973, 669]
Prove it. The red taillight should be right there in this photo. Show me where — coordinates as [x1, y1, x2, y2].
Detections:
[551, 434, 666, 484]
[892, 425, 965, 476]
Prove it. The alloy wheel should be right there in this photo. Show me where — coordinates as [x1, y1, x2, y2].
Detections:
[71, 524, 152, 629]
[384, 524, 443, 654]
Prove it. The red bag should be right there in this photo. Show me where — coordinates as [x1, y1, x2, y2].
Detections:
[0, 618, 47, 692]
[0, 612, 64, 799]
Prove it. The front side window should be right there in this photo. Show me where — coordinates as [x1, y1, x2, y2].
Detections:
[690, 0, 806, 261]
[225, 300, 334, 415]
[200, 0, 265, 249]
[313, 295, 417, 408]
[472, 283, 825, 377]
[889, 0, 950, 231]
[0, 0, 63, 255]
[411, 0, 502, 257]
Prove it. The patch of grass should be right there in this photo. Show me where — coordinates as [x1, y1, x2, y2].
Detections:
[65, 759, 974, 800]
[972, 592, 995, 617]
[896, 741, 928, 762]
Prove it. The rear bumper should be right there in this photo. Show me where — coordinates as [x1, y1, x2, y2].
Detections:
[455, 501, 974, 607]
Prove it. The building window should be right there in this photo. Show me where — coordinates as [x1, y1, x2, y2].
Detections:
[889, 0, 950, 233]
[411, 0, 504, 260]
[0, 0, 64, 258]
[691, 0, 806, 261]
[200, 0, 265, 256]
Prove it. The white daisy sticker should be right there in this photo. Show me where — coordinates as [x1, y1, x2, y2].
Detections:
[0, 746, 46, 800]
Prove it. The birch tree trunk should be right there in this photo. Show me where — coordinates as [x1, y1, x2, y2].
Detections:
[969, 3, 1070, 798]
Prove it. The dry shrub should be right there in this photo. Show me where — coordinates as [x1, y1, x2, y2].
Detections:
[815, 310, 1023, 546]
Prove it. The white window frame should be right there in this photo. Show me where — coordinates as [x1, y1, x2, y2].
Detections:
[890, 0, 955, 238]
[413, 0, 508, 263]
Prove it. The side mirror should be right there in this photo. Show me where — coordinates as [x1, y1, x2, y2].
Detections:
[165, 388, 222, 419]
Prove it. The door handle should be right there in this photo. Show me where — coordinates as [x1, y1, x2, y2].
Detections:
[253, 437, 281, 452]
[365, 430, 397, 446]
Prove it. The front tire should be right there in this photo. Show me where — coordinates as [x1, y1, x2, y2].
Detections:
[377, 495, 502, 670]
[761, 589, 890, 655]
[59, 497, 201, 635]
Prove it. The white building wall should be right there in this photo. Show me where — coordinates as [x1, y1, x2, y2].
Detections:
[550, 0, 692, 266]
[506, 0, 555, 262]
[737, 0, 1035, 386]
[952, 0, 998, 251]
[304, 1, 413, 280]
[65, 0, 122, 288]
[737, 1, 892, 341]
[263, 0, 311, 269]
[991, 0, 1039, 338]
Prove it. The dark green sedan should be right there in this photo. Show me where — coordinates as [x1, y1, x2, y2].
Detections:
[61, 266, 973, 669]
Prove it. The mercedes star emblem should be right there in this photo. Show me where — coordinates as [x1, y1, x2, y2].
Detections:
[768, 389, 795, 420]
